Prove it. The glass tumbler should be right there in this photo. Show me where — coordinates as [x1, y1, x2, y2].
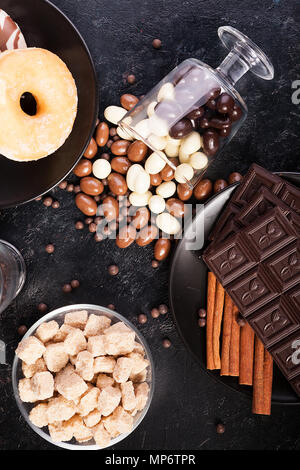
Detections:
[0, 240, 26, 314]
[119, 26, 274, 187]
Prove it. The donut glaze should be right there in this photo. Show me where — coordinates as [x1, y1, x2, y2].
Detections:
[0, 9, 26, 52]
[0, 48, 78, 161]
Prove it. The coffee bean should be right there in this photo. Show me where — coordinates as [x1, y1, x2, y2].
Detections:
[152, 38, 162, 49]
[177, 183, 193, 201]
[150, 173, 162, 187]
[96, 122, 109, 147]
[186, 106, 204, 120]
[166, 198, 185, 218]
[108, 264, 119, 276]
[136, 225, 158, 247]
[75, 221, 84, 230]
[214, 179, 228, 193]
[43, 197, 53, 207]
[84, 137, 98, 159]
[228, 104, 242, 121]
[75, 193, 98, 216]
[52, 201, 60, 209]
[198, 308, 207, 318]
[59, 181, 67, 190]
[67, 184, 74, 193]
[111, 140, 130, 156]
[169, 118, 193, 139]
[111, 156, 131, 175]
[127, 140, 148, 162]
[127, 74, 136, 84]
[194, 179, 212, 201]
[18, 325, 27, 336]
[45, 244, 55, 254]
[71, 280, 80, 289]
[152, 260, 159, 268]
[102, 196, 119, 221]
[131, 207, 150, 230]
[216, 423, 225, 434]
[154, 238, 171, 261]
[107, 173, 128, 196]
[228, 172, 243, 184]
[80, 177, 104, 196]
[160, 164, 175, 182]
[138, 314, 147, 324]
[198, 318, 206, 327]
[198, 117, 210, 129]
[217, 93, 234, 114]
[62, 284, 72, 293]
[37, 303, 48, 313]
[158, 304, 168, 315]
[162, 338, 171, 348]
[116, 225, 136, 248]
[107, 304, 115, 310]
[203, 129, 219, 156]
[151, 308, 160, 318]
[120, 94, 139, 111]
[73, 159, 92, 177]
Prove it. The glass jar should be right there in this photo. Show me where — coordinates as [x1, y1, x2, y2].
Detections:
[119, 26, 274, 187]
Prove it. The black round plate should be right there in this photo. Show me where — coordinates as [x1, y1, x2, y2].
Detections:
[170, 172, 300, 405]
[0, 0, 98, 209]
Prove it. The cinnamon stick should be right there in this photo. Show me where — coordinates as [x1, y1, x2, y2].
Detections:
[239, 322, 255, 385]
[262, 349, 273, 415]
[229, 304, 240, 376]
[212, 281, 225, 369]
[206, 272, 217, 370]
[252, 337, 265, 414]
[220, 293, 233, 376]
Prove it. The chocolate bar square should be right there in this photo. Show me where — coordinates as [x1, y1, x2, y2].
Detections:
[284, 285, 300, 312]
[247, 297, 300, 348]
[227, 266, 279, 317]
[279, 182, 300, 215]
[263, 241, 300, 293]
[271, 331, 300, 380]
[202, 234, 257, 286]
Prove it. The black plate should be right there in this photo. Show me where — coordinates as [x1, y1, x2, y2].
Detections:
[170, 172, 300, 405]
[0, 0, 98, 209]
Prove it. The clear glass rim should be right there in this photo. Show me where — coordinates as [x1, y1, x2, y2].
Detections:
[12, 303, 155, 450]
[0, 239, 26, 297]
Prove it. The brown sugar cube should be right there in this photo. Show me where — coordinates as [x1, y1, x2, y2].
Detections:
[134, 382, 150, 411]
[127, 352, 149, 375]
[92, 422, 111, 447]
[102, 406, 133, 437]
[44, 342, 69, 372]
[55, 364, 88, 401]
[94, 356, 116, 374]
[120, 381, 137, 411]
[35, 321, 59, 344]
[64, 329, 87, 356]
[130, 369, 148, 383]
[29, 403, 49, 428]
[96, 374, 114, 390]
[64, 310, 88, 330]
[16, 336, 46, 365]
[75, 351, 94, 381]
[58, 324, 77, 340]
[46, 396, 77, 423]
[84, 314, 111, 337]
[98, 385, 121, 417]
[48, 421, 74, 443]
[22, 357, 47, 379]
[83, 409, 102, 428]
[78, 387, 100, 416]
[103, 322, 135, 356]
[132, 341, 145, 356]
[18, 378, 38, 403]
[87, 335, 105, 357]
[67, 415, 93, 443]
[113, 357, 133, 383]
[31, 371, 54, 400]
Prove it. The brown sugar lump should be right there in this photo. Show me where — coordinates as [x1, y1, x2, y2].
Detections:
[84, 314, 111, 337]
[22, 357, 47, 378]
[127, 352, 149, 375]
[113, 357, 133, 383]
[92, 422, 111, 447]
[48, 421, 74, 442]
[132, 341, 145, 356]
[77, 387, 100, 416]
[35, 321, 59, 343]
[15, 336, 46, 365]
[87, 335, 105, 357]
[64, 310, 88, 330]
[120, 381, 137, 411]
[67, 415, 93, 442]
[44, 342, 69, 372]
[55, 364, 88, 401]
[46, 396, 77, 423]
[98, 385, 121, 416]
[103, 322, 135, 356]
[102, 406, 133, 437]
[29, 403, 49, 428]
[94, 356, 116, 374]
[134, 382, 150, 411]
[130, 369, 148, 383]
[64, 328, 87, 356]
[31, 371, 54, 400]
[83, 409, 102, 428]
[96, 373, 114, 390]
[75, 351, 94, 381]
[18, 378, 38, 403]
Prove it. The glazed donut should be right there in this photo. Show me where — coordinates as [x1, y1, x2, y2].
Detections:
[0, 48, 78, 161]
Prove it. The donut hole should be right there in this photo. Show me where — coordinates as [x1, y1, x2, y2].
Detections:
[20, 92, 37, 116]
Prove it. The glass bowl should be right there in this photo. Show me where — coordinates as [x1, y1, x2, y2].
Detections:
[12, 304, 154, 450]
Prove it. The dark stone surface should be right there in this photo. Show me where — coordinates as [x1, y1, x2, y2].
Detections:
[0, 0, 300, 451]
